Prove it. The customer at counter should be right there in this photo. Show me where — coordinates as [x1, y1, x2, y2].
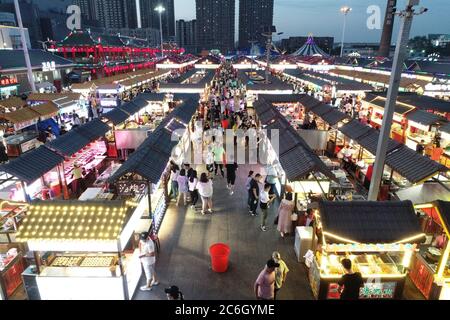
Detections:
[338, 259, 364, 300]
[72, 163, 85, 198]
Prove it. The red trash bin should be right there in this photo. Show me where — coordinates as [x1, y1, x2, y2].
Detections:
[209, 243, 230, 273]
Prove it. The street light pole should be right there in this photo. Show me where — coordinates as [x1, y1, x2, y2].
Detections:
[340, 6, 351, 58]
[368, 0, 426, 201]
[14, 0, 36, 93]
[154, 5, 165, 58]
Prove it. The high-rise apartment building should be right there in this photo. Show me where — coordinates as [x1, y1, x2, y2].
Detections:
[238, 0, 274, 50]
[176, 19, 197, 53]
[196, 0, 235, 54]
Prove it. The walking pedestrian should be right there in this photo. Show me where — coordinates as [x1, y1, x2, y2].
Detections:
[188, 170, 199, 209]
[272, 252, 289, 300]
[212, 141, 225, 177]
[260, 183, 276, 232]
[165, 286, 184, 300]
[338, 258, 364, 300]
[245, 171, 254, 208]
[197, 173, 213, 215]
[139, 232, 159, 291]
[254, 259, 279, 300]
[170, 162, 180, 201]
[249, 173, 262, 216]
[176, 169, 189, 206]
[276, 189, 295, 238]
[226, 161, 238, 195]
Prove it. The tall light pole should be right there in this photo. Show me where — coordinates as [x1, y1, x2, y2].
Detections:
[339, 6, 352, 57]
[154, 5, 165, 58]
[135, 0, 142, 29]
[262, 26, 283, 84]
[14, 0, 36, 93]
[368, 0, 427, 201]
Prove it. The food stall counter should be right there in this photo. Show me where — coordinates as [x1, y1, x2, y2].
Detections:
[308, 200, 425, 300]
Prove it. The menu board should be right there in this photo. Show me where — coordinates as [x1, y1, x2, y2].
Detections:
[309, 259, 321, 299]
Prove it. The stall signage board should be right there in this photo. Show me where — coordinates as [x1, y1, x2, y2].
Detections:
[117, 181, 148, 196]
[42, 61, 56, 72]
[359, 282, 396, 299]
[327, 281, 397, 299]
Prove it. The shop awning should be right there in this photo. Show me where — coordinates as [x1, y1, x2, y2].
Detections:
[16, 200, 132, 245]
[259, 107, 280, 125]
[103, 108, 130, 125]
[358, 130, 401, 155]
[338, 120, 373, 141]
[119, 100, 146, 116]
[385, 145, 449, 183]
[335, 83, 374, 92]
[76, 119, 111, 141]
[319, 109, 350, 126]
[0, 146, 64, 183]
[310, 103, 334, 117]
[109, 142, 170, 184]
[258, 94, 309, 104]
[46, 129, 92, 157]
[440, 122, 450, 135]
[170, 98, 199, 124]
[280, 144, 336, 182]
[0, 108, 40, 124]
[396, 183, 450, 204]
[319, 200, 425, 244]
[406, 110, 444, 127]
[29, 102, 59, 118]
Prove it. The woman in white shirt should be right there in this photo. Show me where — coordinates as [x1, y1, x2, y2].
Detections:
[176, 169, 189, 206]
[188, 170, 199, 210]
[197, 172, 213, 215]
[170, 162, 180, 201]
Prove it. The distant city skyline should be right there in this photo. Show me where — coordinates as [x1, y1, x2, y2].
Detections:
[175, 0, 449, 43]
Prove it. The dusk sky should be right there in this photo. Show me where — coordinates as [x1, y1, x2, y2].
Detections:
[175, 0, 449, 43]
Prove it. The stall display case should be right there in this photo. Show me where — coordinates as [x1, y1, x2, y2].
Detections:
[0, 245, 26, 300]
[0, 201, 28, 243]
[5, 132, 39, 157]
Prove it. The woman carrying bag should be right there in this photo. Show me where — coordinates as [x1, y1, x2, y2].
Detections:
[275, 187, 295, 238]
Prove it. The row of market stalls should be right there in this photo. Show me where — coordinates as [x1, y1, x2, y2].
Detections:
[282, 68, 374, 98]
[253, 94, 449, 198]
[159, 68, 216, 94]
[0, 93, 201, 300]
[0, 92, 191, 203]
[252, 94, 450, 300]
[71, 68, 171, 109]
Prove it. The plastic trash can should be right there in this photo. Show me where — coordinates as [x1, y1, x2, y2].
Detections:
[209, 243, 230, 273]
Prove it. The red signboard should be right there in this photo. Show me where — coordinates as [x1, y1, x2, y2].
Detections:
[0, 76, 18, 87]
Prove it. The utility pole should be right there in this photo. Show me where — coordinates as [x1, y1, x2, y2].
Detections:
[339, 6, 352, 58]
[368, 0, 427, 201]
[262, 26, 283, 84]
[14, 0, 36, 93]
[135, 0, 142, 29]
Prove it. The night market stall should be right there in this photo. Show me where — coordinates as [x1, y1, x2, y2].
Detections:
[159, 69, 215, 94]
[254, 98, 338, 208]
[308, 200, 425, 300]
[16, 200, 146, 300]
[0, 119, 111, 201]
[108, 96, 199, 233]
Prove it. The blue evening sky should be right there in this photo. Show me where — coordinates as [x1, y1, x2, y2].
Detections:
[175, 0, 450, 43]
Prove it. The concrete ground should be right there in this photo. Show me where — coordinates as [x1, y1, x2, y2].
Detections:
[134, 164, 314, 300]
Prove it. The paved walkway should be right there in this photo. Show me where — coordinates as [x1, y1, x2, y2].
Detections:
[134, 164, 314, 300]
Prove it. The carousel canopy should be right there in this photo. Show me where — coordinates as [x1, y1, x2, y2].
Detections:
[291, 35, 329, 57]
